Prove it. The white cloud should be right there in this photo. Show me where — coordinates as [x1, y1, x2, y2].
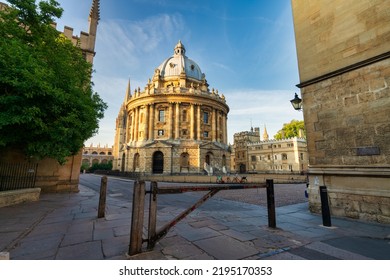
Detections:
[224, 89, 303, 143]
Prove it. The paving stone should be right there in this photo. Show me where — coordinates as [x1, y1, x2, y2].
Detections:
[162, 243, 205, 259]
[93, 228, 115, 240]
[288, 247, 340, 260]
[66, 221, 94, 234]
[188, 219, 217, 228]
[56, 241, 104, 260]
[306, 241, 371, 260]
[102, 235, 128, 258]
[159, 235, 191, 247]
[177, 227, 221, 242]
[127, 250, 169, 260]
[194, 235, 259, 260]
[113, 225, 130, 237]
[220, 229, 256, 241]
[10, 235, 63, 259]
[208, 223, 229, 231]
[61, 231, 93, 247]
[323, 237, 390, 260]
[261, 251, 306, 260]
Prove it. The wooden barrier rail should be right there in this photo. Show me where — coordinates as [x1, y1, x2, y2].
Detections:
[128, 179, 276, 256]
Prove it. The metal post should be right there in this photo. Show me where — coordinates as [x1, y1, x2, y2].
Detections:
[319, 186, 332, 227]
[97, 176, 107, 218]
[147, 181, 158, 249]
[129, 181, 146, 256]
[266, 179, 276, 228]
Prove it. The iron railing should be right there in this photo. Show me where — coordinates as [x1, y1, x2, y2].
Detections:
[0, 163, 38, 192]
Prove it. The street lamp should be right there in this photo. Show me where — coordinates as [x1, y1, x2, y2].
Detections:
[290, 93, 302, 111]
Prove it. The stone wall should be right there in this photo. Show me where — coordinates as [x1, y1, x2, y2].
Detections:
[0, 148, 81, 193]
[302, 59, 390, 166]
[292, 0, 390, 223]
[292, 0, 390, 82]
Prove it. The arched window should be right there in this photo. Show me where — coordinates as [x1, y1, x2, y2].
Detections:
[222, 155, 226, 167]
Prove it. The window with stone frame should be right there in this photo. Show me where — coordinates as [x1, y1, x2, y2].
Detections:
[203, 111, 209, 124]
[158, 110, 165, 122]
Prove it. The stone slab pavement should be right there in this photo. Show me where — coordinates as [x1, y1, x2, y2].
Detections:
[0, 184, 389, 260]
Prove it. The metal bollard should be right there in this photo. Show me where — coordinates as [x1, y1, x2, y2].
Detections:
[319, 186, 332, 227]
[266, 179, 276, 228]
[98, 176, 107, 218]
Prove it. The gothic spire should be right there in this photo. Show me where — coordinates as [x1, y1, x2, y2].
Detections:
[89, 0, 100, 22]
[125, 79, 131, 102]
[263, 125, 269, 141]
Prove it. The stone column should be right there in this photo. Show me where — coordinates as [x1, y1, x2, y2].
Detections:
[224, 113, 228, 144]
[216, 111, 221, 142]
[175, 102, 180, 139]
[197, 105, 201, 140]
[168, 103, 173, 139]
[134, 107, 139, 141]
[149, 104, 155, 140]
[125, 114, 130, 143]
[212, 108, 216, 141]
[144, 105, 149, 140]
[190, 104, 195, 139]
[131, 109, 136, 141]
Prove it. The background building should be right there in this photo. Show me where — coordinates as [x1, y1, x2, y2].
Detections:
[113, 41, 230, 175]
[292, 0, 390, 223]
[82, 144, 113, 168]
[232, 127, 308, 174]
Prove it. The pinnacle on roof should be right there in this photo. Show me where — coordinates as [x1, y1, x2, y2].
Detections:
[174, 40, 186, 56]
[89, 0, 100, 21]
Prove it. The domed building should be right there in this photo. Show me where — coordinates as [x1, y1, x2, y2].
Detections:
[113, 41, 230, 175]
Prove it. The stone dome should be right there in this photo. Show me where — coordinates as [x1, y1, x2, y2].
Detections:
[156, 40, 204, 81]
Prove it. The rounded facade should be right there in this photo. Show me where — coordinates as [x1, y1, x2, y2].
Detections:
[113, 41, 230, 175]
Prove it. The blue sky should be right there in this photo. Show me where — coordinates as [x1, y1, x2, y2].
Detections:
[32, 0, 304, 146]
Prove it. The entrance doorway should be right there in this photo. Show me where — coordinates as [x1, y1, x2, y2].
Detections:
[152, 151, 164, 174]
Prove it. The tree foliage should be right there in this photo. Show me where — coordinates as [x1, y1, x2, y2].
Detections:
[85, 161, 113, 173]
[274, 120, 305, 140]
[0, 0, 107, 164]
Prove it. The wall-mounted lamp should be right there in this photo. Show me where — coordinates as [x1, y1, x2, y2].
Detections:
[290, 93, 302, 111]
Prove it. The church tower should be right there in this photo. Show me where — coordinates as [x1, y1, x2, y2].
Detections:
[87, 0, 100, 54]
[59, 0, 100, 64]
